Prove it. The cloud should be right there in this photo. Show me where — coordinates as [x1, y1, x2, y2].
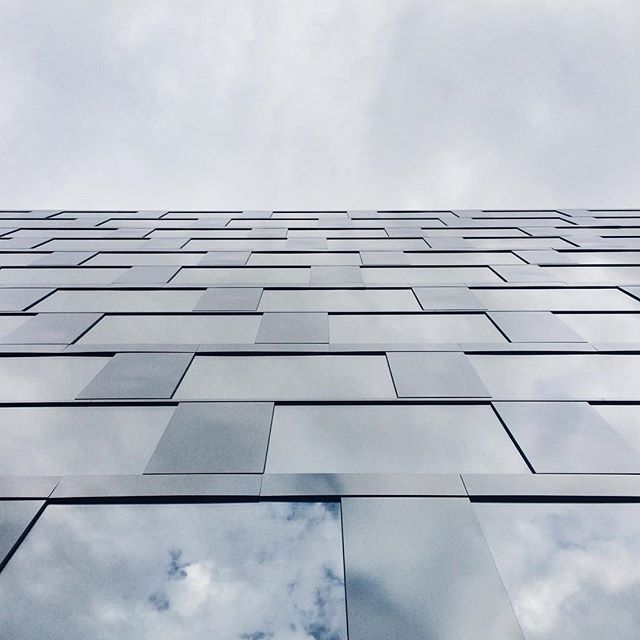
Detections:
[0, 0, 639, 209]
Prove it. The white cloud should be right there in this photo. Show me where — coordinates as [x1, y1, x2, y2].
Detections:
[0, 0, 638, 209]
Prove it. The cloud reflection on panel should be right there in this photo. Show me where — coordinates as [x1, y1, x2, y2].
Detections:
[0, 502, 347, 640]
[473, 502, 640, 640]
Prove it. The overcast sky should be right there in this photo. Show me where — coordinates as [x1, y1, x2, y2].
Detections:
[0, 0, 639, 210]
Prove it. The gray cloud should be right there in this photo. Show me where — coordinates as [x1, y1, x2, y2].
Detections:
[0, 0, 638, 209]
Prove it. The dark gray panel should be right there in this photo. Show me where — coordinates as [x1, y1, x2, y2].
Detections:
[0, 406, 173, 475]
[474, 502, 640, 640]
[175, 355, 396, 400]
[1, 313, 100, 344]
[256, 312, 329, 343]
[78, 353, 192, 399]
[261, 473, 466, 496]
[0, 288, 52, 311]
[266, 404, 527, 473]
[342, 498, 524, 640]
[194, 287, 262, 311]
[495, 402, 640, 472]
[0, 501, 44, 568]
[387, 351, 490, 397]
[413, 286, 486, 310]
[489, 311, 585, 342]
[0, 502, 347, 639]
[145, 402, 273, 473]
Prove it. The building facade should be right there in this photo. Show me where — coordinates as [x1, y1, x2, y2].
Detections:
[0, 208, 639, 638]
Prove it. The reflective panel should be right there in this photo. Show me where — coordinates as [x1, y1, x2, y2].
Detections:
[78, 314, 260, 344]
[474, 502, 640, 640]
[494, 402, 640, 472]
[266, 404, 528, 473]
[329, 313, 505, 343]
[361, 266, 502, 285]
[0, 502, 347, 640]
[0, 356, 108, 401]
[172, 267, 310, 285]
[342, 498, 524, 640]
[258, 288, 420, 311]
[593, 405, 640, 454]
[175, 355, 396, 400]
[256, 312, 329, 343]
[0, 406, 173, 475]
[0, 501, 43, 567]
[248, 252, 361, 266]
[470, 354, 640, 400]
[0, 288, 52, 311]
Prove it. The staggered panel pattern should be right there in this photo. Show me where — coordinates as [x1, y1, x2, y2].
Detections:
[1, 208, 640, 639]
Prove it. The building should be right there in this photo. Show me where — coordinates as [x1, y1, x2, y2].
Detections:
[0, 208, 639, 639]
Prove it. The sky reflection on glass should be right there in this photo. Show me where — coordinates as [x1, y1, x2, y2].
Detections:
[0, 502, 347, 640]
[473, 502, 640, 640]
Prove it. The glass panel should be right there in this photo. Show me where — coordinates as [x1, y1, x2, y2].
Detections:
[266, 404, 528, 473]
[0, 406, 173, 475]
[474, 502, 640, 640]
[342, 498, 524, 640]
[0, 502, 347, 640]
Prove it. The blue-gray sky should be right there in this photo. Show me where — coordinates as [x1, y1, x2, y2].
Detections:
[0, 0, 638, 209]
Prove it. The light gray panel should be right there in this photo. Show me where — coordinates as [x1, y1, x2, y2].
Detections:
[249, 252, 360, 266]
[329, 313, 505, 343]
[360, 251, 409, 266]
[362, 266, 502, 285]
[258, 288, 420, 311]
[593, 404, 640, 454]
[256, 312, 329, 343]
[173, 267, 310, 285]
[1, 313, 101, 344]
[78, 314, 260, 344]
[0, 288, 53, 311]
[145, 402, 273, 474]
[388, 351, 490, 397]
[113, 265, 179, 284]
[470, 354, 640, 400]
[489, 311, 584, 342]
[198, 251, 250, 266]
[474, 502, 640, 640]
[342, 498, 524, 640]
[556, 312, 640, 343]
[86, 252, 204, 266]
[0, 406, 173, 475]
[32, 289, 204, 312]
[474, 287, 640, 311]
[260, 473, 466, 496]
[78, 352, 192, 399]
[175, 355, 396, 400]
[0, 356, 109, 401]
[194, 287, 262, 311]
[0, 267, 126, 285]
[32, 252, 95, 266]
[310, 266, 363, 285]
[494, 402, 640, 472]
[413, 286, 486, 310]
[266, 404, 528, 473]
